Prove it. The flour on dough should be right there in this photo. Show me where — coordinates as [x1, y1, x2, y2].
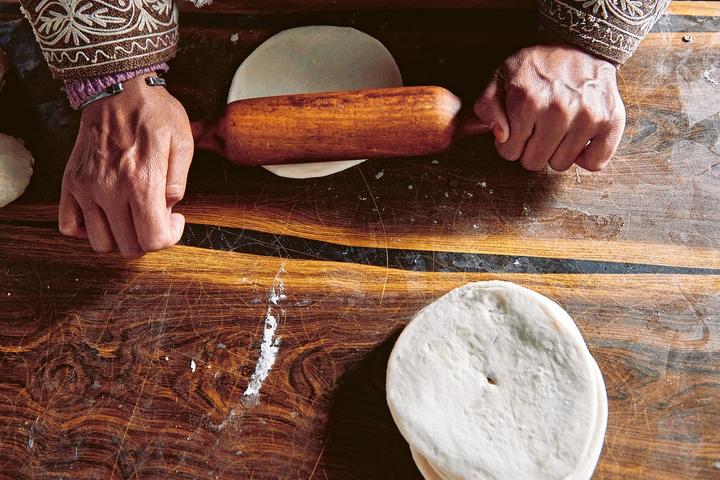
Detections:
[227, 26, 402, 179]
[0, 134, 33, 208]
[386, 281, 607, 480]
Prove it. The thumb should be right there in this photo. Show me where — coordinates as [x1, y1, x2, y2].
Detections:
[474, 74, 510, 144]
[166, 130, 194, 209]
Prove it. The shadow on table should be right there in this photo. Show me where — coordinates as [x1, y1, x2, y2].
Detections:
[322, 330, 423, 480]
[185, 135, 562, 242]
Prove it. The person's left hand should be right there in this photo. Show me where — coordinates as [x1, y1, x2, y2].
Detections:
[474, 43, 626, 172]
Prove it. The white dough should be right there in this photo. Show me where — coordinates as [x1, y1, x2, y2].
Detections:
[411, 448, 445, 480]
[409, 365, 608, 480]
[0, 134, 33, 208]
[227, 26, 403, 179]
[386, 281, 607, 480]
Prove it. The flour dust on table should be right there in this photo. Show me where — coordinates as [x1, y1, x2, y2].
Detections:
[386, 281, 608, 480]
[227, 25, 403, 179]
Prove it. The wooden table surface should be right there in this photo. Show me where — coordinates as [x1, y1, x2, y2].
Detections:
[1, 1, 719, 479]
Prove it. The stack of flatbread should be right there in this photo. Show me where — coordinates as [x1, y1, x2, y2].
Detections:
[386, 281, 607, 480]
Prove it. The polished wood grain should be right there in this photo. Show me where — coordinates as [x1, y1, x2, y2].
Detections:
[193, 87, 489, 166]
[0, 2, 719, 480]
[1, 226, 719, 479]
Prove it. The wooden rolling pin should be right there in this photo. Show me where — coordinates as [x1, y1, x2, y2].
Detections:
[191, 86, 491, 166]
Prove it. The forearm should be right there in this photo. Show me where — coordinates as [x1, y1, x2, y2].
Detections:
[537, 0, 672, 65]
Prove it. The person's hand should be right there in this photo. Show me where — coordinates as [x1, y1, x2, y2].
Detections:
[58, 73, 193, 257]
[474, 43, 626, 172]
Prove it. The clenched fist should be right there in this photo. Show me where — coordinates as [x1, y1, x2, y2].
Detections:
[475, 43, 626, 172]
[59, 73, 193, 257]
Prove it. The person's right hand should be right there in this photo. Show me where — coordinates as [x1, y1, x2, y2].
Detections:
[474, 43, 625, 172]
[58, 73, 193, 258]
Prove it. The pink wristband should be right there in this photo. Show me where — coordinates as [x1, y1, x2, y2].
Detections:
[64, 63, 170, 110]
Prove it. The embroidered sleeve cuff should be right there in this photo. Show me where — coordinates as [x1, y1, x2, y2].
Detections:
[20, 0, 179, 80]
[538, 0, 671, 65]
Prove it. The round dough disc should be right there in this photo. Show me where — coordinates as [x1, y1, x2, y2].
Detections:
[386, 281, 607, 480]
[227, 26, 403, 179]
[409, 364, 608, 480]
[0, 134, 33, 208]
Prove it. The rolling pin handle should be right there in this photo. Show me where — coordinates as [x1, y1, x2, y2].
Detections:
[191, 119, 225, 157]
[457, 111, 493, 139]
[190, 121, 205, 142]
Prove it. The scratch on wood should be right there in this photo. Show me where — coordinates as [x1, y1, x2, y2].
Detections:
[110, 300, 167, 478]
[110, 359, 153, 478]
[308, 433, 330, 480]
[359, 169, 389, 305]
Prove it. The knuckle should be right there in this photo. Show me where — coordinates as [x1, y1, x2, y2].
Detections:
[549, 158, 572, 172]
[520, 157, 547, 172]
[547, 99, 570, 122]
[584, 162, 606, 172]
[507, 83, 530, 103]
[87, 171, 120, 197]
[175, 133, 194, 152]
[92, 243, 113, 254]
[497, 145, 521, 162]
[140, 233, 172, 253]
[58, 223, 76, 237]
[58, 216, 81, 237]
[547, 98, 565, 114]
[521, 95, 540, 114]
[576, 108, 596, 126]
[165, 185, 185, 203]
[120, 249, 144, 259]
[127, 179, 156, 202]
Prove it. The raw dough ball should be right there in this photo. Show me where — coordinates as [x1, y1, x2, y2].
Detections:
[227, 26, 403, 179]
[0, 134, 33, 208]
[386, 281, 607, 480]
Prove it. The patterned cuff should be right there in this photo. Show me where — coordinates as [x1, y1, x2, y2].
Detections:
[537, 0, 671, 65]
[64, 62, 169, 110]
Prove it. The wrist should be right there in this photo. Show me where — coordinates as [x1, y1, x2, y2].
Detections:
[64, 63, 169, 110]
[81, 74, 168, 118]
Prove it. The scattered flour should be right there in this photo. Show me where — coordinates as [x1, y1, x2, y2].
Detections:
[703, 70, 719, 86]
[244, 265, 286, 397]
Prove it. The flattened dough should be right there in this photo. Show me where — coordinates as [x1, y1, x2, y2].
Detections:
[409, 365, 608, 480]
[227, 26, 403, 179]
[0, 134, 33, 208]
[386, 281, 607, 480]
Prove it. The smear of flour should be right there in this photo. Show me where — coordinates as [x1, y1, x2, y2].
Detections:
[703, 69, 719, 86]
[678, 69, 720, 127]
[244, 265, 285, 397]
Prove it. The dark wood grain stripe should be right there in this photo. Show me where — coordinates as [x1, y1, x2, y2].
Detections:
[3, 220, 719, 275]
